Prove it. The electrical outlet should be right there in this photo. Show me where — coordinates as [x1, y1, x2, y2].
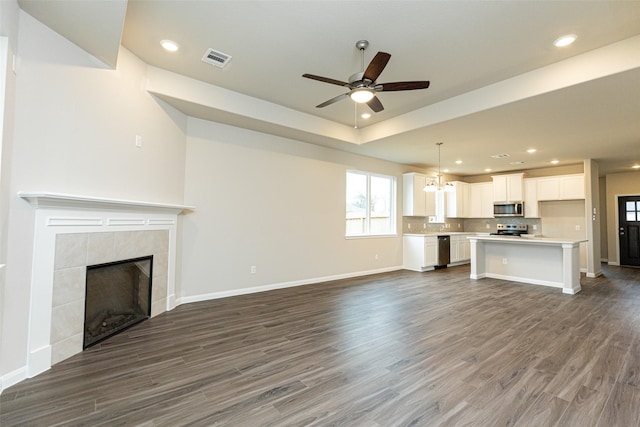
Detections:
[408, 223, 411, 229]
[250, 265, 256, 274]
[575, 225, 581, 231]
[486, 224, 490, 229]
[375, 254, 379, 260]
[533, 224, 537, 230]
[423, 223, 427, 229]
[502, 258, 508, 265]
[135, 135, 143, 148]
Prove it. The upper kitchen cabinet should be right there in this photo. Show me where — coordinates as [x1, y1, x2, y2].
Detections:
[446, 181, 469, 218]
[536, 174, 585, 201]
[492, 173, 524, 202]
[469, 182, 494, 218]
[403, 173, 436, 216]
[524, 179, 539, 218]
[559, 174, 586, 199]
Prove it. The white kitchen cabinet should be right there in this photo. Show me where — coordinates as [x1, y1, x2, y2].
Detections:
[469, 182, 494, 218]
[425, 238, 438, 267]
[403, 173, 436, 216]
[403, 235, 438, 271]
[524, 178, 539, 218]
[492, 173, 524, 202]
[446, 181, 469, 218]
[537, 174, 585, 201]
[537, 177, 559, 201]
[450, 234, 471, 264]
[559, 174, 585, 199]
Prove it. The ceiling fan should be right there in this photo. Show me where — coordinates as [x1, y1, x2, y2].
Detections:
[302, 40, 430, 113]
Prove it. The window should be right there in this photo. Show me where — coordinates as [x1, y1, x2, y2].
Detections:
[626, 201, 640, 222]
[431, 191, 446, 224]
[346, 170, 396, 236]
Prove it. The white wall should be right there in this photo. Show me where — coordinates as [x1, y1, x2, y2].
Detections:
[0, 0, 20, 392]
[1, 11, 187, 385]
[180, 118, 406, 300]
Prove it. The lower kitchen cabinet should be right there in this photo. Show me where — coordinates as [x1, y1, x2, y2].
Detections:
[403, 234, 471, 271]
[403, 235, 438, 271]
[450, 234, 471, 264]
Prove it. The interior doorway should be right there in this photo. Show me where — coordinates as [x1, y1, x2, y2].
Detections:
[618, 195, 640, 267]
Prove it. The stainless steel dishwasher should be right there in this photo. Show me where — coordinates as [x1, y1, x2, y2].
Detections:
[436, 235, 450, 268]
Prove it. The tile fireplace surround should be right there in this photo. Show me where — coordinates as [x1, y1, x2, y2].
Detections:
[18, 192, 193, 380]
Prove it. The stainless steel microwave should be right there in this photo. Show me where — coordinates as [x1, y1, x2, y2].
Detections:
[493, 201, 524, 217]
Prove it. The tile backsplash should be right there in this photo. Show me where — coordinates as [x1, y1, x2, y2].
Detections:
[403, 217, 464, 234]
[403, 217, 542, 234]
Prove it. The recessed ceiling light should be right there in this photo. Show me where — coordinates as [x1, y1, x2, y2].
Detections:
[632, 165, 640, 169]
[509, 161, 525, 165]
[553, 34, 577, 48]
[550, 159, 560, 164]
[160, 39, 180, 52]
[526, 148, 537, 153]
[455, 160, 462, 164]
[484, 168, 492, 172]
[443, 168, 450, 173]
[361, 113, 371, 119]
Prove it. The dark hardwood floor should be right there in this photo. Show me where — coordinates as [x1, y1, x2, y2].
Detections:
[2, 264, 640, 426]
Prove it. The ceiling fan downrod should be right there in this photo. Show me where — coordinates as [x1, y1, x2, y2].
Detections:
[355, 40, 369, 72]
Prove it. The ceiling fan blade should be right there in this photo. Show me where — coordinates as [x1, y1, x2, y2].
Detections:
[363, 52, 391, 82]
[367, 96, 384, 113]
[378, 81, 430, 91]
[303, 74, 350, 87]
[316, 93, 349, 108]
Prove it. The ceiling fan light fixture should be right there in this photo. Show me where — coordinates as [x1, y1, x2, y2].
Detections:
[350, 89, 375, 103]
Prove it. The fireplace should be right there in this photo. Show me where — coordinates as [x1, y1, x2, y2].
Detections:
[84, 256, 153, 348]
[16, 191, 192, 383]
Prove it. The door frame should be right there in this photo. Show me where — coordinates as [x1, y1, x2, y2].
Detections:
[614, 193, 640, 266]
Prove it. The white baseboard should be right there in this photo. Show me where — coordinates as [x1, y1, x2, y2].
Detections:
[586, 271, 603, 278]
[177, 266, 403, 305]
[608, 261, 620, 266]
[0, 366, 27, 395]
[27, 345, 52, 379]
[482, 272, 564, 289]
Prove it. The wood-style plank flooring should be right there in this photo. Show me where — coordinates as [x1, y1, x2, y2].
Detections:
[2, 264, 640, 426]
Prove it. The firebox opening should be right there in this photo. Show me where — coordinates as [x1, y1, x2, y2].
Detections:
[83, 255, 153, 349]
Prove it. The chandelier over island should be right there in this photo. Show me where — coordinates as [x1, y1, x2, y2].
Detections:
[424, 142, 454, 192]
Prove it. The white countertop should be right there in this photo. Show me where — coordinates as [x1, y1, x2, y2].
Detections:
[404, 232, 483, 237]
[468, 235, 587, 245]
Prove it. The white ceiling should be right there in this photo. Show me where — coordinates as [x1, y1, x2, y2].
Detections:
[18, 0, 640, 176]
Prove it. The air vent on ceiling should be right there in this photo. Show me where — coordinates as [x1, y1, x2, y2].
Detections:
[491, 153, 510, 159]
[201, 48, 232, 68]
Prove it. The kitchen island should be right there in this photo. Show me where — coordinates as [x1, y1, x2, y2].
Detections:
[468, 235, 587, 294]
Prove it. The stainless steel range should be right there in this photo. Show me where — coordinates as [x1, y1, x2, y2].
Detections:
[491, 224, 528, 237]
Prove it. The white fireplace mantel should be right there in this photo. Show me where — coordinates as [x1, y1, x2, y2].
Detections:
[18, 191, 194, 214]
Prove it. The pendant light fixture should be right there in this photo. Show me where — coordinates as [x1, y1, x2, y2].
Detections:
[424, 142, 454, 192]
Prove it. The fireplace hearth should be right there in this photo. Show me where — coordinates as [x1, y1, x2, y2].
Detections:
[84, 256, 153, 348]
